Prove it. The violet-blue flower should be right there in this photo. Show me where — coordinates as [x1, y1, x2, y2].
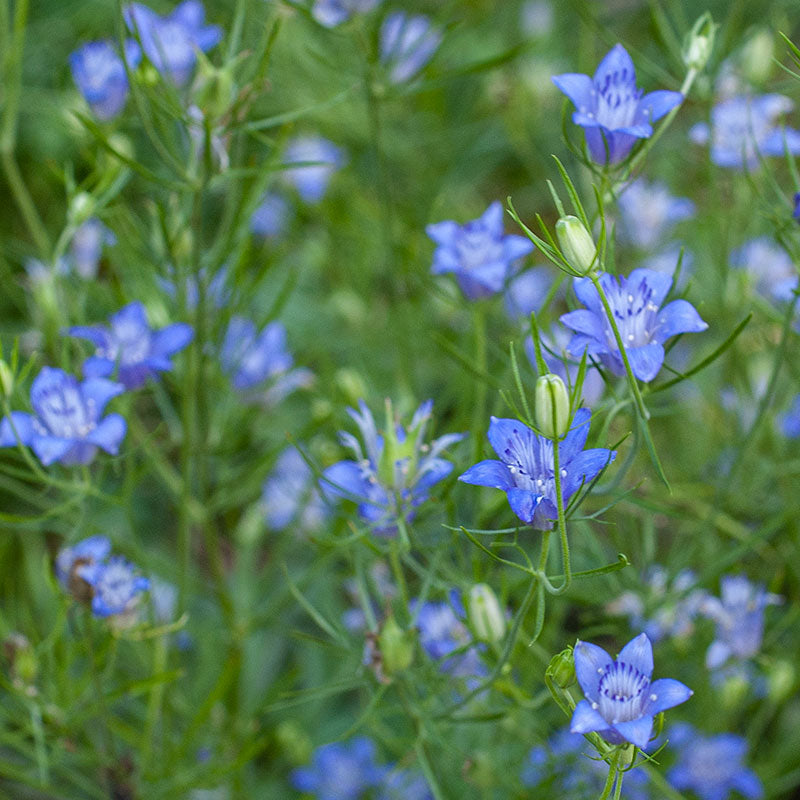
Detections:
[282, 136, 344, 204]
[379, 12, 441, 84]
[689, 94, 800, 170]
[312, 0, 381, 28]
[262, 446, 328, 532]
[290, 737, 387, 800]
[75, 556, 150, 618]
[458, 409, 614, 530]
[570, 632, 692, 748]
[321, 400, 463, 534]
[560, 268, 708, 383]
[250, 191, 290, 238]
[780, 394, 800, 438]
[617, 179, 695, 250]
[427, 201, 535, 301]
[730, 237, 798, 303]
[69, 218, 116, 280]
[667, 723, 763, 800]
[69, 40, 142, 121]
[55, 535, 112, 592]
[378, 769, 432, 800]
[124, 0, 222, 86]
[794, 192, 800, 223]
[553, 44, 683, 165]
[504, 266, 552, 321]
[0, 367, 126, 466]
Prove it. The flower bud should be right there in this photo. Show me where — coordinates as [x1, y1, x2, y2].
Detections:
[547, 647, 576, 689]
[0, 360, 14, 397]
[683, 13, 716, 72]
[68, 192, 96, 226]
[468, 583, 506, 643]
[767, 659, 794, 703]
[535, 374, 570, 439]
[378, 615, 414, 675]
[555, 215, 596, 275]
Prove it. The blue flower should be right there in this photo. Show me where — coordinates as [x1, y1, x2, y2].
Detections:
[262, 446, 328, 532]
[560, 268, 708, 383]
[290, 737, 387, 800]
[0, 367, 126, 466]
[504, 266, 552, 321]
[730, 237, 798, 303]
[794, 192, 800, 223]
[312, 0, 381, 28]
[780, 394, 800, 438]
[124, 0, 222, 86]
[699, 575, 781, 670]
[321, 400, 463, 534]
[459, 409, 614, 529]
[283, 136, 344, 204]
[570, 633, 692, 748]
[75, 556, 150, 618]
[68, 302, 193, 390]
[667, 723, 763, 800]
[553, 44, 683, 165]
[379, 12, 441, 84]
[427, 201, 535, 301]
[158, 265, 229, 310]
[69, 219, 116, 280]
[378, 769, 432, 800]
[250, 191, 290, 238]
[689, 94, 800, 169]
[69, 40, 142, 121]
[617, 179, 695, 250]
[55, 535, 112, 592]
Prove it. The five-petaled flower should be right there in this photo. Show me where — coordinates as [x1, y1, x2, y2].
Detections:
[321, 399, 463, 534]
[68, 302, 193, 390]
[459, 409, 614, 529]
[570, 632, 692, 748]
[427, 201, 535, 301]
[553, 44, 683, 164]
[0, 367, 126, 466]
[560, 268, 708, 383]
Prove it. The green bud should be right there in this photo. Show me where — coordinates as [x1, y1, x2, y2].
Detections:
[193, 52, 236, 120]
[740, 29, 774, 85]
[275, 720, 312, 764]
[334, 368, 368, 406]
[68, 192, 95, 226]
[555, 215, 597, 275]
[535, 373, 571, 439]
[683, 13, 716, 72]
[378, 615, 414, 675]
[547, 647, 576, 689]
[468, 583, 506, 643]
[0, 360, 14, 397]
[767, 659, 794, 703]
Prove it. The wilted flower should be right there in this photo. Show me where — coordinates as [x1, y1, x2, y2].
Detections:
[700, 575, 781, 670]
[553, 44, 683, 164]
[570, 632, 692, 748]
[689, 94, 800, 169]
[0, 367, 126, 466]
[312, 0, 381, 28]
[459, 409, 614, 529]
[667, 723, 763, 800]
[262, 446, 328, 532]
[282, 136, 344, 204]
[617, 179, 695, 250]
[321, 400, 463, 534]
[560, 268, 708, 383]
[250, 192, 290, 238]
[68, 302, 193, 390]
[69, 40, 142, 121]
[69, 219, 116, 280]
[77, 556, 150, 618]
[730, 237, 798, 302]
[427, 201, 535, 300]
[780, 394, 800, 438]
[379, 12, 441, 84]
[124, 0, 222, 86]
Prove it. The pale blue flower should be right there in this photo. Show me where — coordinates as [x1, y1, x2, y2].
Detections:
[504, 266, 552, 321]
[730, 237, 798, 302]
[780, 394, 800, 438]
[262, 447, 327, 532]
[76, 556, 150, 618]
[378, 769, 432, 800]
[283, 136, 344, 204]
[379, 12, 441, 84]
[312, 0, 381, 28]
[69, 219, 116, 280]
[617, 179, 694, 250]
[250, 192, 290, 238]
[55, 536, 112, 590]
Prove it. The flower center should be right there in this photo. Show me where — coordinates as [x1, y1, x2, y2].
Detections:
[595, 69, 642, 130]
[455, 224, 503, 272]
[35, 383, 95, 439]
[596, 661, 649, 723]
[606, 279, 659, 350]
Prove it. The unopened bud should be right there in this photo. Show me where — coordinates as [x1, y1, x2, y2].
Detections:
[0, 361, 13, 397]
[68, 192, 95, 226]
[767, 659, 794, 703]
[378, 615, 414, 675]
[535, 374, 570, 439]
[683, 13, 716, 72]
[468, 584, 506, 643]
[555, 215, 596, 275]
[547, 647, 576, 689]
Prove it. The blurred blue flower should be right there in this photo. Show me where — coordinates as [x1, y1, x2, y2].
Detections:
[262, 446, 328, 532]
[68, 302, 193, 390]
[459, 409, 614, 529]
[794, 192, 800, 222]
[312, 0, 381, 28]
[124, 0, 222, 86]
[76, 556, 150, 618]
[283, 136, 344, 204]
[560, 268, 708, 383]
[570, 633, 692, 748]
[617, 179, 695, 250]
[668, 723, 763, 800]
[520, 1, 554, 38]
[0, 367, 126, 466]
[730, 237, 798, 302]
[642, 243, 694, 282]
[700, 575, 781, 670]
[158, 266, 229, 310]
[69, 40, 142, 121]
[780, 394, 800, 438]
[504, 266, 552, 321]
[55, 535, 112, 591]
[427, 201, 535, 301]
[250, 191, 290, 238]
[553, 44, 682, 164]
[689, 94, 800, 169]
[321, 400, 463, 534]
[378, 768, 432, 800]
[379, 12, 441, 84]
[291, 737, 387, 800]
[69, 218, 116, 280]
[149, 576, 178, 624]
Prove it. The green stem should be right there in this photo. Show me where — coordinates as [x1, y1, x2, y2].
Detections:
[549, 434, 571, 595]
[598, 748, 621, 800]
[389, 538, 409, 618]
[472, 303, 488, 462]
[1, 150, 51, 259]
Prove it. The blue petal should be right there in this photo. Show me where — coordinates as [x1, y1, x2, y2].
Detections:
[85, 414, 127, 454]
[466, 260, 510, 293]
[530, 496, 557, 530]
[486, 416, 537, 467]
[573, 639, 612, 700]
[627, 342, 665, 383]
[67, 325, 110, 348]
[705, 640, 731, 669]
[570, 699, 608, 735]
[480, 201, 504, 234]
[560, 309, 604, 339]
[563, 448, 616, 498]
[0, 412, 35, 447]
[761, 126, 800, 156]
[592, 44, 636, 90]
[150, 322, 194, 357]
[637, 90, 683, 123]
[30, 435, 74, 466]
[320, 460, 367, 502]
[426, 220, 460, 247]
[552, 73, 595, 112]
[628, 268, 672, 307]
[654, 299, 708, 342]
[617, 632, 653, 677]
[646, 678, 692, 714]
[414, 457, 452, 492]
[111, 301, 149, 332]
[82, 356, 114, 379]
[458, 459, 513, 490]
[507, 488, 543, 524]
[612, 716, 653, 748]
[732, 769, 764, 800]
[81, 378, 125, 416]
[559, 407, 592, 462]
[30, 368, 77, 419]
[572, 276, 603, 313]
[503, 234, 535, 261]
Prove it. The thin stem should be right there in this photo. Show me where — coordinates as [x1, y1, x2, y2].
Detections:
[1, 151, 51, 259]
[389, 538, 409, 618]
[471, 303, 489, 462]
[598, 748, 621, 800]
[550, 435, 571, 595]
